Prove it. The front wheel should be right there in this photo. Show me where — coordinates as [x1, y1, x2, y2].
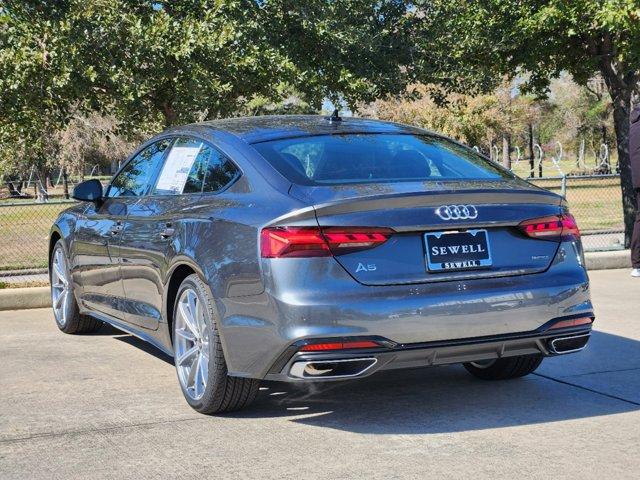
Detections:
[463, 354, 543, 380]
[173, 274, 259, 414]
[50, 240, 102, 334]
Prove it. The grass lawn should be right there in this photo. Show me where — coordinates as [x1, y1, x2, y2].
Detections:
[529, 176, 623, 232]
[0, 201, 75, 271]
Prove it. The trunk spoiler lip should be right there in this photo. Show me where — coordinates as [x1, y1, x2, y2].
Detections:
[269, 184, 564, 227]
[304, 188, 563, 219]
[289, 181, 562, 206]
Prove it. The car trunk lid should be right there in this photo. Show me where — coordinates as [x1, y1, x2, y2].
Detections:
[290, 179, 564, 285]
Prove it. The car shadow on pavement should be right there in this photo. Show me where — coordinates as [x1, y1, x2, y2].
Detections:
[233, 330, 640, 434]
[95, 324, 175, 364]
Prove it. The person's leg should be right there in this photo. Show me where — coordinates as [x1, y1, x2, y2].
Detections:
[631, 189, 640, 274]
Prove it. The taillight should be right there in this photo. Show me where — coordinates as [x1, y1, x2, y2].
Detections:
[299, 340, 381, 351]
[260, 227, 394, 258]
[518, 214, 580, 241]
[549, 317, 593, 330]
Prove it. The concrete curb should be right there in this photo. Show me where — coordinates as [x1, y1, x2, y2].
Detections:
[585, 250, 631, 271]
[0, 287, 50, 311]
[0, 250, 632, 311]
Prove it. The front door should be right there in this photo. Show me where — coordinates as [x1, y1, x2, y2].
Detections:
[74, 137, 172, 322]
[72, 198, 130, 319]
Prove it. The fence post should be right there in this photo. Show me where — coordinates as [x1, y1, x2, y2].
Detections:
[560, 175, 567, 198]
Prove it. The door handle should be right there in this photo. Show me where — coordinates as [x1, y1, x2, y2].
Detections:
[160, 226, 175, 239]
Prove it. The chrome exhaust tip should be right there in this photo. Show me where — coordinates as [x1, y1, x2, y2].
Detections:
[289, 357, 377, 379]
[548, 333, 591, 354]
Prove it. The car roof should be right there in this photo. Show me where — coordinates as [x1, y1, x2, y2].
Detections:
[182, 115, 429, 144]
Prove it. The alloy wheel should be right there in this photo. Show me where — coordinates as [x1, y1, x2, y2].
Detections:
[51, 247, 71, 327]
[174, 288, 210, 401]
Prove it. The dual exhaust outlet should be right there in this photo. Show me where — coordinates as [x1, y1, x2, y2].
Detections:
[287, 333, 590, 379]
[289, 357, 377, 379]
[547, 333, 590, 354]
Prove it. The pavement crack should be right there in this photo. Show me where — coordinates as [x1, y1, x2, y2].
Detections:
[553, 366, 640, 378]
[0, 416, 204, 445]
[534, 373, 640, 406]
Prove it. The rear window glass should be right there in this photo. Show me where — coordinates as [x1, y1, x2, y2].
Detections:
[251, 134, 512, 185]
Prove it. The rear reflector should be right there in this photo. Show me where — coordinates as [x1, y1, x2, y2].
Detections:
[299, 340, 381, 351]
[549, 317, 593, 330]
[261, 227, 393, 258]
[518, 214, 580, 241]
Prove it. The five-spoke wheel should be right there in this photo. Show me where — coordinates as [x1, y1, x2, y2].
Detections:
[174, 288, 210, 400]
[51, 245, 71, 328]
[172, 274, 259, 413]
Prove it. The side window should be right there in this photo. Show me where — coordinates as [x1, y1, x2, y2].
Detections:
[152, 137, 240, 195]
[153, 137, 208, 195]
[107, 139, 171, 198]
[203, 149, 240, 193]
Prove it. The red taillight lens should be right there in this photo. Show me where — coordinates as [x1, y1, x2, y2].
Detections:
[300, 340, 380, 351]
[518, 214, 580, 241]
[261, 227, 330, 258]
[260, 227, 393, 258]
[549, 317, 593, 330]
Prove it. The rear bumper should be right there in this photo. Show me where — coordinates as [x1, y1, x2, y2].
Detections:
[264, 323, 593, 382]
[218, 241, 592, 379]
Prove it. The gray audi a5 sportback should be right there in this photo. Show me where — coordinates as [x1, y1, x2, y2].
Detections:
[49, 114, 594, 414]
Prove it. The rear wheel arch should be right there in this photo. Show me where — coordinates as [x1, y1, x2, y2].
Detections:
[48, 230, 62, 269]
[166, 263, 197, 342]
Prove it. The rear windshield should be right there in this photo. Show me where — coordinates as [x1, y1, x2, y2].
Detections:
[252, 134, 512, 185]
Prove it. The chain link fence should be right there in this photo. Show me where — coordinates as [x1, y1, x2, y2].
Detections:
[529, 174, 624, 252]
[0, 174, 626, 277]
[0, 200, 76, 273]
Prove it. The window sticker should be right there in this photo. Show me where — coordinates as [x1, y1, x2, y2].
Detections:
[155, 144, 203, 194]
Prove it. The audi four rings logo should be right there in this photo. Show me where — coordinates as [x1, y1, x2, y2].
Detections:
[435, 204, 479, 221]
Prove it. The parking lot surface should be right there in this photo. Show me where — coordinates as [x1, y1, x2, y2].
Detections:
[1, 269, 639, 479]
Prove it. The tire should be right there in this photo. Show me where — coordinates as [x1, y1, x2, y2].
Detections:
[172, 274, 259, 414]
[50, 240, 102, 334]
[463, 354, 543, 380]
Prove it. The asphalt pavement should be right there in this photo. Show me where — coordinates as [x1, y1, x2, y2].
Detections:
[1, 269, 639, 479]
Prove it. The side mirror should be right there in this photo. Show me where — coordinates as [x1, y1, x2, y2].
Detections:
[72, 179, 104, 205]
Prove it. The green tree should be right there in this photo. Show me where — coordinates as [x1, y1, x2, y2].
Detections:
[0, 1, 99, 184]
[0, 0, 412, 182]
[411, 0, 640, 244]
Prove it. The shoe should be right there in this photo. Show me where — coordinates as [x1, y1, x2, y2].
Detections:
[632, 269, 640, 277]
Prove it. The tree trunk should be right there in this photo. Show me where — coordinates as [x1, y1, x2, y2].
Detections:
[502, 135, 511, 169]
[62, 167, 69, 199]
[162, 101, 177, 127]
[601, 68, 634, 246]
[38, 167, 49, 193]
[610, 98, 635, 247]
[528, 123, 535, 178]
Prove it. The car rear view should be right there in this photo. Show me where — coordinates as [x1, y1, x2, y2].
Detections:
[252, 128, 593, 382]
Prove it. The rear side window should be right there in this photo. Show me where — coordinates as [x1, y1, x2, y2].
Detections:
[107, 139, 171, 197]
[153, 137, 239, 195]
[203, 149, 239, 193]
[252, 134, 512, 185]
